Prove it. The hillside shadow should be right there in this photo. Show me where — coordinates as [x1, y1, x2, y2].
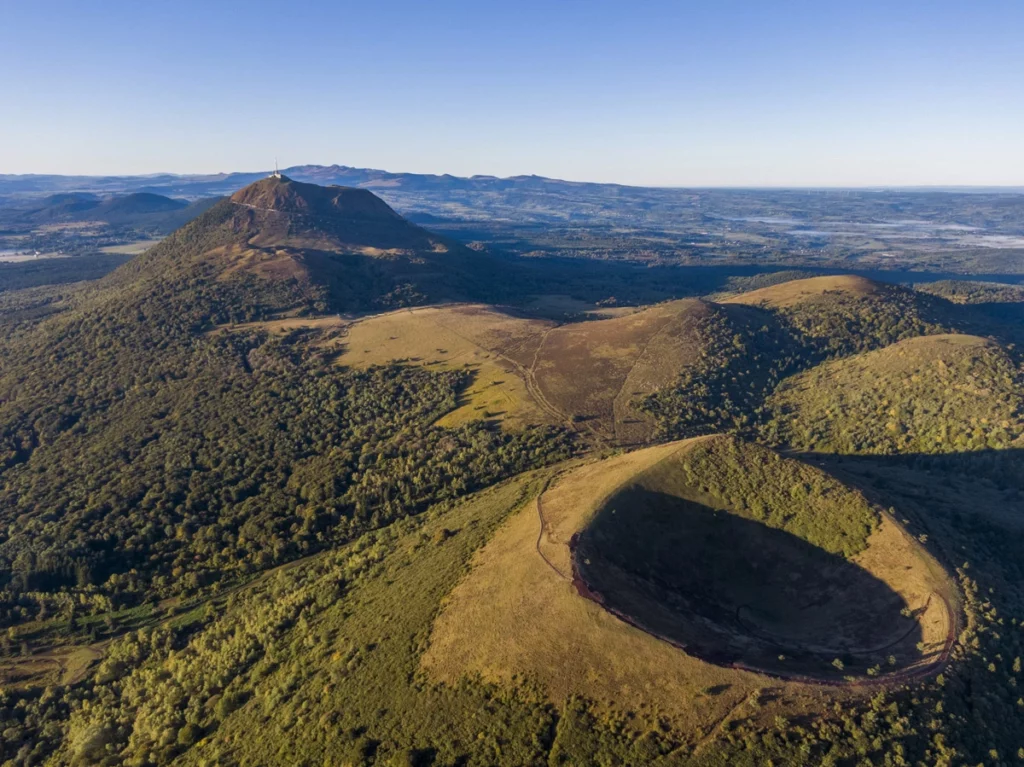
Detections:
[575, 488, 923, 678]
[793, 447, 1024, 581]
[794, 446, 1024, 493]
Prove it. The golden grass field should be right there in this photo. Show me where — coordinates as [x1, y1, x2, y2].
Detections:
[336, 304, 555, 430]
[333, 299, 717, 441]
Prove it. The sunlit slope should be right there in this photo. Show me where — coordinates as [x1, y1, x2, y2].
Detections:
[764, 334, 1024, 454]
[334, 298, 733, 443]
[723, 274, 883, 308]
[335, 304, 555, 429]
[423, 439, 769, 737]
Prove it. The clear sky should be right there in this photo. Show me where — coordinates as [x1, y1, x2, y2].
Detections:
[2, 0, 1023, 186]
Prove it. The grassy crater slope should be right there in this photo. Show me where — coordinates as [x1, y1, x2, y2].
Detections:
[763, 334, 1024, 454]
[574, 436, 954, 680]
[426, 436, 955, 731]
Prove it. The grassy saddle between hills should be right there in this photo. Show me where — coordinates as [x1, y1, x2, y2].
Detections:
[571, 436, 956, 681]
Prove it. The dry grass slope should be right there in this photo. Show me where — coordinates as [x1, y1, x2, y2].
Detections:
[330, 298, 721, 443]
[531, 299, 715, 443]
[723, 274, 882, 308]
[335, 304, 555, 430]
[422, 439, 771, 740]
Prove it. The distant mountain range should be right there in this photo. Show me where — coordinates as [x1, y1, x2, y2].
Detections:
[3, 166, 1024, 197]
[4, 165, 1023, 232]
[0, 166, 632, 197]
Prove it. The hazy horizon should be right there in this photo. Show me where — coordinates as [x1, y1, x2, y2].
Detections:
[4, 163, 1024, 193]
[3, 0, 1023, 187]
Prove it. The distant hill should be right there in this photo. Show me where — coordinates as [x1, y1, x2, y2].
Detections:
[91, 191, 185, 219]
[14, 192, 101, 222]
[0, 190, 191, 229]
[144, 196, 221, 234]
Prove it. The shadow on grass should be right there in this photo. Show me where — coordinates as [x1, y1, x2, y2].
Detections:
[576, 487, 922, 678]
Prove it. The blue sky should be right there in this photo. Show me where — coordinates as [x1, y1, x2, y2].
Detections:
[2, 0, 1023, 185]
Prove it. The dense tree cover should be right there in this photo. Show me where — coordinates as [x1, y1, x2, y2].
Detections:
[0, 255, 131, 294]
[665, 436, 878, 558]
[0, 201, 572, 635]
[916, 280, 1024, 305]
[636, 306, 805, 439]
[762, 337, 1024, 455]
[639, 287, 958, 441]
[0, 347, 570, 629]
[773, 286, 953, 358]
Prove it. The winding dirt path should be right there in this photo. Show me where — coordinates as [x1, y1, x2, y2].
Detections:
[534, 477, 571, 582]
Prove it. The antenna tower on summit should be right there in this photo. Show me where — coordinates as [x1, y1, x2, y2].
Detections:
[271, 158, 282, 179]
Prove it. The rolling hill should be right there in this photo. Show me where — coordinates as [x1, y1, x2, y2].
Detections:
[0, 191, 188, 228]
[333, 298, 775, 445]
[763, 333, 1024, 454]
[722, 274, 957, 354]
